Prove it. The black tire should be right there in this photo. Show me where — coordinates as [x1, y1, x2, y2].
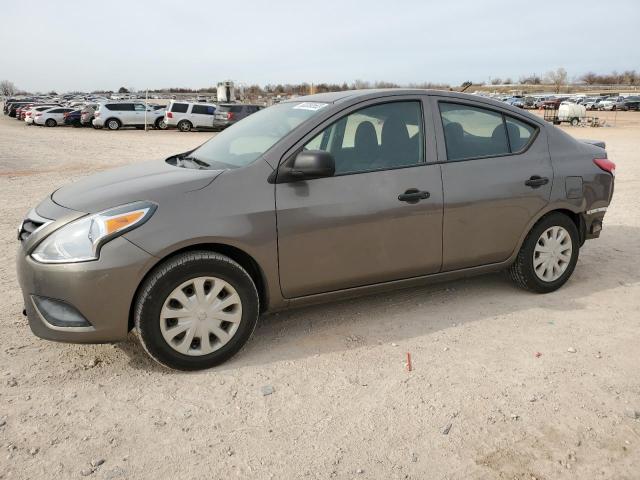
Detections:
[178, 120, 192, 132]
[508, 212, 579, 293]
[155, 118, 167, 130]
[45, 118, 56, 127]
[570, 117, 579, 126]
[134, 251, 259, 371]
[106, 118, 121, 130]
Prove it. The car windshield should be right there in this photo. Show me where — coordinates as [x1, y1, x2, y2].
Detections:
[188, 101, 328, 169]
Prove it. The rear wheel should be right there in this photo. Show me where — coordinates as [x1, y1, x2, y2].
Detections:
[106, 118, 121, 130]
[135, 251, 259, 370]
[45, 118, 56, 127]
[178, 120, 192, 132]
[570, 117, 579, 126]
[508, 213, 579, 293]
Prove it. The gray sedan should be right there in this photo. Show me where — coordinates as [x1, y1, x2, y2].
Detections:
[17, 89, 615, 370]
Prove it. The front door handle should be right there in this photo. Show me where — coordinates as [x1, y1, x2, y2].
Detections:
[525, 175, 549, 188]
[398, 188, 430, 204]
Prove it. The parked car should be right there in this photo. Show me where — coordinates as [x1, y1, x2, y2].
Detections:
[523, 96, 537, 109]
[505, 97, 525, 108]
[212, 104, 262, 130]
[618, 99, 640, 111]
[80, 104, 98, 126]
[541, 97, 568, 109]
[16, 89, 615, 370]
[15, 104, 34, 120]
[24, 105, 61, 125]
[533, 97, 550, 109]
[7, 102, 33, 118]
[598, 97, 623, 111]
[34, 107, 76, 127]
[63, 109, 83, 127]
[92, 102, 166, 130]
[164, 101, 217, 131]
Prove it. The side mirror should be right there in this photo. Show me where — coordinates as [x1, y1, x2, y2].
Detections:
[284, 150, 335, 182]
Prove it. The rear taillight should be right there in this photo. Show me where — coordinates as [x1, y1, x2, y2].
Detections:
[226, 112, 234, 120]
[35, 113, 42, 117]
[166, 112, 173, 118]
[594, 158, 615, 176]
[63, 113, 69, 118]
[94, 112, 100, 117]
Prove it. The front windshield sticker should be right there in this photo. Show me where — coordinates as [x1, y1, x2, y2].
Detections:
[293, 102, 329, 111]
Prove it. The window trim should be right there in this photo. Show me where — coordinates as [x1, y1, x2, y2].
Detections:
[437, 100, 539, 163]
[279, 98, 429, 181]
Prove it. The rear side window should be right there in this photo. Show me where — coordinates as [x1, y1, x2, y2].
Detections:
[171, 103, 189, 113]
[105, 103, 133, 111]
[439, 102, 537, 161]
[440, 103, 509, 161]
[192, 105, 214, 115]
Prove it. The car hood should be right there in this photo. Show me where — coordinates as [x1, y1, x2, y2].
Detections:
[51, 159, 224, 213]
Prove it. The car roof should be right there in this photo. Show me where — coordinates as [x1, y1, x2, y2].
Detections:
[284, 88, 546, 126]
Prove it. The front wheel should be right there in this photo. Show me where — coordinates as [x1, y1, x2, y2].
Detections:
[45, 118, 57, 127]
[508, 213, 579, 293]
[135, 251, 259, 370]
[155, 118, 167, 130]
[570, 117, 579, 126]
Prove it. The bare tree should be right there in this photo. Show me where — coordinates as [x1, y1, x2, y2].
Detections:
[545, 68, 568, 93]
[0, 80, 17, 97]
[351, 79, 371, 90]
[519, 74, 541, 85]
[580, 72, 598, 85]
[490, 77, 502, 85]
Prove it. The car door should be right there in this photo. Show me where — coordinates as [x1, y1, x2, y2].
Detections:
[191, 104, 214, 127]
[275, 98, 443, 298]
[430, 97, 553, 271]
[133, 103, 147, 125]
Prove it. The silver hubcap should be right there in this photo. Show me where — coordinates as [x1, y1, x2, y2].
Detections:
[109, 121, 118, 129]
[533, 226, 573, 282]
[160, 277, 242, 356]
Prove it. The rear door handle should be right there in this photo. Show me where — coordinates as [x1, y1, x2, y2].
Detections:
[398, 188, 430, 203]
[525, 175, 549, 188]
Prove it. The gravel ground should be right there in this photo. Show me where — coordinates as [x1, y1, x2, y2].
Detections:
[0, 110, 639, 479]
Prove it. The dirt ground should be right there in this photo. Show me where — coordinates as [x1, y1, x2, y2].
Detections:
[0, 109, 638, 480]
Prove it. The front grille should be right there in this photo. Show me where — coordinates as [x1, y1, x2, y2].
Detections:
[18, 209, 51, 242]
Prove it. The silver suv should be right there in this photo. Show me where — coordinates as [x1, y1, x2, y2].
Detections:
[92, 102, 166, 130]
[17, 89, 615, 370]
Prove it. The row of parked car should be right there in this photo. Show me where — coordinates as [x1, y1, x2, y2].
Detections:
[494, 94, 640, 111]
[2, 97, 263, 132]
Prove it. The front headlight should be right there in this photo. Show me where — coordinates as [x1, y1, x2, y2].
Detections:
[31, 201, 156, 264]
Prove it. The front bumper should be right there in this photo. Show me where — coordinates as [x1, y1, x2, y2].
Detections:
[17, 235, 155, 343]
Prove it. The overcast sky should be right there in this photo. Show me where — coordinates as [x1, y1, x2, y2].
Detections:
[1, 0, 638, 92]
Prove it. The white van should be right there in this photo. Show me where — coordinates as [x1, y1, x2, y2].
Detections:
[165, 100, 217, 131]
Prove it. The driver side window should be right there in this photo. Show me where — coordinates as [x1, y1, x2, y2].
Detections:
[304, 101, 424, 175]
